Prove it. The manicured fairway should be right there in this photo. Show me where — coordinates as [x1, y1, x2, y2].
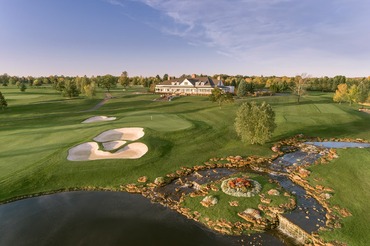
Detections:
[0, 86, 369, 245]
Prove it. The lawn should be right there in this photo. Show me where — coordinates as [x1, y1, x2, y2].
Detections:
[307, 149, 370, 245]
[0, 86, 369, 245]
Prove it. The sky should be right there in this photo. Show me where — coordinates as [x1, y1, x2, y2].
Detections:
[0, 0, 369, 78]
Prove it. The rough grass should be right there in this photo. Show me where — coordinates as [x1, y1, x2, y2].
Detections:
[0, 87, 369, 245]
[307, 149, 370, 246]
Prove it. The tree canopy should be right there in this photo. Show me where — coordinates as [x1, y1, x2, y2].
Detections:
[98, 74, 117, 92]
[209, 87, 234, 108]
[118, 71, 130, 87]
[291, 74, 309, 103]
[333, 82, 369, 105]
[237, 80, 248, 97]
[234, 101, 276, 145]
[0, 91, 8, 110]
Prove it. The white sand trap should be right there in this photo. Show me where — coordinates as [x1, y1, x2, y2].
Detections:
[67, 142, 148, 161]
[93, 127, 145, 142]
[82, 116, 116, 124]
[103, 140, 126, 151]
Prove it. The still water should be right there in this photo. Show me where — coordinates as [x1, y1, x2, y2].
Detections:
[0, 191, 287, 246]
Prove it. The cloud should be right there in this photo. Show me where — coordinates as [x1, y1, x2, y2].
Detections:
[113, 0, 368, 61]
[104, 0, 125, 7]
[104, 0, 370, 76]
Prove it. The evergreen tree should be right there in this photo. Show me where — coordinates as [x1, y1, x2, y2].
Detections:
[237, 80, 247, 97]
[357, 81, 369, 104]
[234, 101, 276, 145]
[20, 83, 27, 92]
[0, 91, 8, 110]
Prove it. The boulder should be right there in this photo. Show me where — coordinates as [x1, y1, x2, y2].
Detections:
[268, 189, 280, 196]
[261, 197, 272, 204]
[200, 195, 218, 207]
[154, 177, 165, 186]
[229, 201, 239, 207]
[137, 176, 148, 183]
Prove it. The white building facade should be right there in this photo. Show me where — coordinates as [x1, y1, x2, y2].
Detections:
[155, 75, 234, 95]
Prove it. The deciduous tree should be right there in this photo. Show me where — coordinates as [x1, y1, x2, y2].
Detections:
[0, 91, 8, 110]
[333, 84, 348, 104]
[118, 71, 130, 87]
[62, 79, 80, 98]
[98, 74, 117, 92]
[20, 83, 27, 92]
[235, 101, 276, 145]
[291, 74, 309, 103]
[209, 87, 234, 108]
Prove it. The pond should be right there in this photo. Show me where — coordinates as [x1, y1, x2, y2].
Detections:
[0, 191, 289, 246]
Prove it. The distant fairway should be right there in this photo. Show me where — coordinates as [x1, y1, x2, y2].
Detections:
[117, 112, 193, 132]
[0, 86, 369, 245]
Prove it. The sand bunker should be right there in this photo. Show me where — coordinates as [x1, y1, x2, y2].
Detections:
[68, 127, 148, 161]
[103, 141, 126, 151]
[94, 128, 145, 142]
[82, 116, 116, 124]
[67, 142, 148, 161]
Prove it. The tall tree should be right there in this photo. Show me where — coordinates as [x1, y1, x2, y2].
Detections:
[0, 74, 9, 86]
[237, 79, 247, 97]
[20, 83, 27, 92]
[0, 91, 8, 110]
[357, 81, 369, 105]
[163, 74, 169, 81]
[209, 87, 234, 108]
[234, 101, 276, 145]
[347, 85, 359, 105]
[118, 71, 130, 87]
[333, 84, 348, 104]
[83, 82, 96, 99]
[291, 74, 309, 103]
[98, 74, 117, 92]
[62, 79, 80, 98]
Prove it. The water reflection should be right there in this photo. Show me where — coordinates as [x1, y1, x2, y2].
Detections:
[0, 191, 287, 246]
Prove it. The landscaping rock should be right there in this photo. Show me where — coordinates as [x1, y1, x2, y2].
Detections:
[137, 176, 148, 183]
[268, 189, 280, 196]
[261, 197, 272, 204]
[154, 177, 165, 186]
[229, 201, 239, 207]
[200, 195, 218, 207]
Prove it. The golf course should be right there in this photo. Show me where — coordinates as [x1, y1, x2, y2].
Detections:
[0, 85, 369, 245]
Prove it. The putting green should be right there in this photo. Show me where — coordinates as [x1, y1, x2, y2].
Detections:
[119, 113, 193, 132]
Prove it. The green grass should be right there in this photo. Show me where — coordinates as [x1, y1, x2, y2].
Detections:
[0, 87, 369, 245]
[307, 149, 370, 246]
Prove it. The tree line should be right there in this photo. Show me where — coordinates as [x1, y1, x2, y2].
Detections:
[1, 72, 369, 101]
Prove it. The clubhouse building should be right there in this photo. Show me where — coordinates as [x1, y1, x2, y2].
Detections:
[155, 74, 234, 96]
